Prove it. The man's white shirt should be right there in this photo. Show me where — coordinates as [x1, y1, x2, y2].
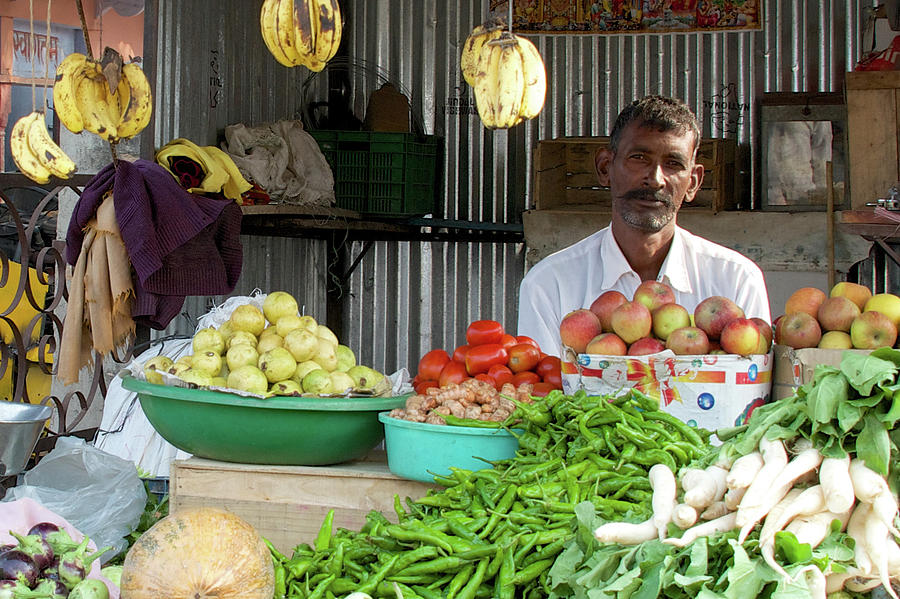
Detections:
[517, 225, 771, 356]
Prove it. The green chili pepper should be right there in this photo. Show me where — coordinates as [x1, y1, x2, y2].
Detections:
[393, 556, 470, 577]
[455, 557, 490, 599]
[437, 412, 505, 428]
[307, 573, 336, 599]
[496, 539, 517, 599]
[478, 484, 518, 539]
[325, 543, 343, 577]
[273, 563, 286, 599]
[263, 537, 288, 563]
[445, 563, 475, 599]
[512, 558, 554, 585]
[286, 556, 314, 580]
[355, 554, 399, 595]
[314, 509, 335, 552]
[385, 524, 453, 553]
[412, 585, 445, 599]
[615, 421, 656, 449]
[414, 494, 455, 508]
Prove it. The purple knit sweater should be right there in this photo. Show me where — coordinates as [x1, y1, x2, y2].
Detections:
[66, 159, 242, 329]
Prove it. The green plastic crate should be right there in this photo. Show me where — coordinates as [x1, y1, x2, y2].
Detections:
[310, 130, 440, 217]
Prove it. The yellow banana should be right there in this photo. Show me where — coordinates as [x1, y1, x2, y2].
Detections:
[275, 0, 305, 66]
[203, 146, 252, 202]
[261, 0, 295, 67]
[10, 113, 51, 184]
[515, 35, 546, 121]
[53, 52, 89, 133]
[312, 0, 342, 64]
[116, 62, 153, 140]
[473, 33, 524, 129]
[461, 18, 505, 87]
[75, 62, 119, 142]
[26, 110, 76, 179]
[156, 138, 229, 194]
[292, 0, 316, 63]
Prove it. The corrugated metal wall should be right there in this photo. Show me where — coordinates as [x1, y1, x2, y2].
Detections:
[145, 0, 874, 374]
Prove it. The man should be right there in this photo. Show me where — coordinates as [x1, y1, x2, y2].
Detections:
[517, 95, 770, 355]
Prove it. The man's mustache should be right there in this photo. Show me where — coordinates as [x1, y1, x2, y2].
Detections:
[621, 188, 674, 207]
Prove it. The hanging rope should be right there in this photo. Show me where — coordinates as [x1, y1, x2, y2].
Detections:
[28, 0, 36, 111]
[42, 0, 52, 113]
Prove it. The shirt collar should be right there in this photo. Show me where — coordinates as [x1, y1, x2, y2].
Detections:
[600, 225, 694, 293]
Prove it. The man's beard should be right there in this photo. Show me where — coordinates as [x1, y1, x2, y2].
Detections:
[616, 188, 677, 233]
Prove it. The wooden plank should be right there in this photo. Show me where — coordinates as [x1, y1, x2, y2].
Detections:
[845, 71, 900, 90]
[846, 86, 899, 209]
[170, 453, 436, 555]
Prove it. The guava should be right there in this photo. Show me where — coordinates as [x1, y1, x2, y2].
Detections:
[258, 347, 297, 383]
[334, 344, 356, 372]
[263, 291, 299, 324]
[192, 326, 225, 355]
[298, 314, 318, 333]
[217, 320, 234, 341]
[259, 326, 280, 340]
[316, 324, 339, 346]
[167, 362, 192, 377]
[142, 355, 174, 384]
[226, 343, 259, 371]
[293, 360, 323, 383]
[302, 369, 332, 395]
[210, 376, 227, 387]
[175, 354, 194, 367]
[191, 350, 223, 376]
[177, 368, 212, 387]
[329, 371, 356, 395]
[230, 304, 266, 337]
[227, 364, 269, 395]
[227, 330, 258, 349]
[257, 333, 284, 354]
[312, 338, 338, 371]
[275, 314, 305, 337]
[284, 329, 318, 362]
[347, 365, 385, 390]
[269, 379, 302, 396]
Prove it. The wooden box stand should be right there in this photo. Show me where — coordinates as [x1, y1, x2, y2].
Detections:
[170, 451, 436, 554]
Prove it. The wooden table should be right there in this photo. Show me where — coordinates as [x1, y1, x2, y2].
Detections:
[838, 209, 900, 267]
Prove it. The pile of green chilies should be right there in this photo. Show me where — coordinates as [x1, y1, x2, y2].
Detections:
[266, 389, 711, 599]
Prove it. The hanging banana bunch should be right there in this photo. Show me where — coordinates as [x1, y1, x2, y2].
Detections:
[53, 52, 153, 144]
[460, 17, 505, 87]
[466, 27, 547, 130]
[9, 111, 76, 184]
[260, 0, 342, 72]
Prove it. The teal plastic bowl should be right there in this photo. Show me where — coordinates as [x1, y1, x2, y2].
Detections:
[378, 412, 521, 483]
[120, 374, 408, 466]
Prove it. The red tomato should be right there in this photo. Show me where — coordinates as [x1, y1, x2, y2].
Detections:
[414, 379, 439, 394]
[507, 343, 541, 373]
[466, 320, 505, 346]
[543, 369, 562, 389]
[499, 333, 518, 351]
[474, 373, 494, 386]
[530, 382, 557, 397]
[511, 371, 541, 386]
[417, 349, 450, 381]
[438, 360, 469, 387]
[465, 343, 509, 375]
[515, 335, 542, 351]
[535, 355, 562, 380]
[487, 363, 514, 389]
[452, 344, 470, 363]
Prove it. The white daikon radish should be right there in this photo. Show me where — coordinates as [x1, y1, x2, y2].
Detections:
[699, 501, 729, 521]
[863, 502, 899, 599]
[679, 468, 707, 494]
[594, 519, 657, 545]
[819, 456, 854, 513]
[848, 459, 900, 535]
[662, 511, 738, 548]
[725, 451, 764, 490]
[847, 502, 873, 575]
[672, 503, 698, 530]
[887, 538, 900, 577]
[683, 466, 727, 510]
[759, 485, 825, 545]
[759, 536, 788, 580]
[723, 486, 746, 511]
[796, 565, 827, 599]
[649, 463, 677, 540]
[736, 437, 790, 542]
[845, 576, 882, 593]
[784, 509, 850, 549]
[769, 447, 823, 491]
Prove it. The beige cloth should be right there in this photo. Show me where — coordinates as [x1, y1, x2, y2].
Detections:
[222, 119, 335, 206]
[58, 192, 135, 385]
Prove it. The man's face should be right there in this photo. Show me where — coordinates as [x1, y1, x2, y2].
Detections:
[595, 122, 704, 233]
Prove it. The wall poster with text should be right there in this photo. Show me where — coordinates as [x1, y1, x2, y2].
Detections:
[489, 0, 762, 34]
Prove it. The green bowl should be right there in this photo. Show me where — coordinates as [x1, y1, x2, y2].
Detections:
[120, 374, 409, 466]
[379, 412, 522, 483]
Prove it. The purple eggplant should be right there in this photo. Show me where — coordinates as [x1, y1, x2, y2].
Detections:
[21, 579, 68, 599]
[8, 532, 53, 571]
[26, 523, 80, 555]
[58, 537, 110, 591]
[0, 579, 32, 599]
[0, 546, 12, 558]
[68, 579, 109, 599]
[0, 550, 37, 587]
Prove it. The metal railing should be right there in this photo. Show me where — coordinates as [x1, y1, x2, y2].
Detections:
[0, 174, 127, 437]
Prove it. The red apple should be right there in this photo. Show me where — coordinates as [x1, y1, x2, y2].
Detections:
[816, 296, 860, 332]
[633, 280, 676, 312]
[719, 318, 762, 356]
[627, 337, 666, 356]
[774, 312, 822, 349]
[785, 287, 827, 318]
[585, 332, 628, 355]
[750, 317, 773, 348]
[849, 311, 898, 349]
[830, 281, 872, 311]
[651, 303, 691, 341]
[589, 290, 628, 333]
[559, 309, 603, 354]
[610, 301, 653, 345]
[819, 330, 853, 349]
[693, 296, 745, 340]
[665, 326, 710, 355]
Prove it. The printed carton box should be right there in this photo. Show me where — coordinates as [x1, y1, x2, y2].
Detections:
[771, 344, 871, 400]
[562, 349, 773, 435]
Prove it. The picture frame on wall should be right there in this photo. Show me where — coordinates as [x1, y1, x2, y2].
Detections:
[759, 92, 848, 212]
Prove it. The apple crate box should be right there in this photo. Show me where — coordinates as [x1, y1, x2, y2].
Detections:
[772, 344, 871, 400]
[562, 349, 773, 433]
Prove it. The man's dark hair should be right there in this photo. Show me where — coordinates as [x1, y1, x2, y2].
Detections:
[608, 95, 701, 155]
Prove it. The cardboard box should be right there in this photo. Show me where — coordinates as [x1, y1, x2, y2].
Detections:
[562, 350, 773, 433]
[170, 451, 436, 554]
[771, 344, 871, 400]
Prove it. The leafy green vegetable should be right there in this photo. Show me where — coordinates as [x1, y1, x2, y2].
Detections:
[856, 411, 891, 475]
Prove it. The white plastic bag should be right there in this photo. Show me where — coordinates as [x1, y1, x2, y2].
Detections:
[2, 437, 147, 561]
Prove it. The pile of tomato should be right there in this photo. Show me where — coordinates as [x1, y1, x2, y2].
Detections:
[412, 319, 562, 396]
